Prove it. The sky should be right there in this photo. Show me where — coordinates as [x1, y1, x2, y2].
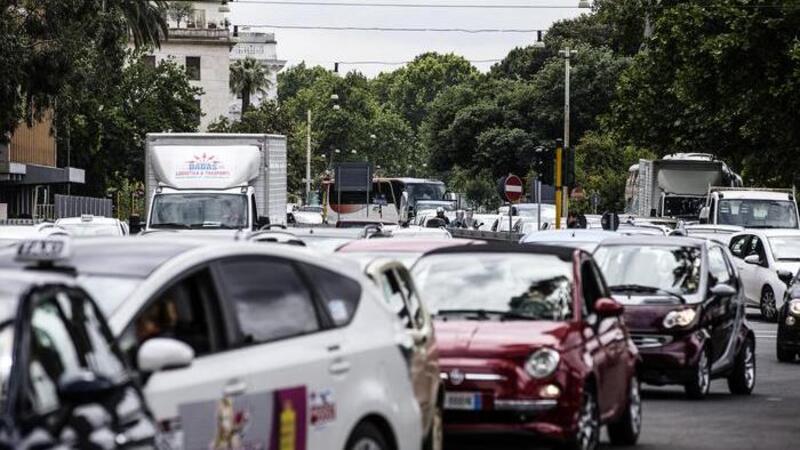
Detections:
[230, 0, 587, 77]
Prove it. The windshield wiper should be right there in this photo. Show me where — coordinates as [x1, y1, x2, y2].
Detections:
[609, 284, 687, 304]
[150, 222, 191, 229]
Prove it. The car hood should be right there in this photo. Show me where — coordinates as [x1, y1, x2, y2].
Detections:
[434, 320, 571, 358]
[293, 212, 324, 224]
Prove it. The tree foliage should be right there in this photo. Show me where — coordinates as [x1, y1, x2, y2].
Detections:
[230, 57, 272, 114]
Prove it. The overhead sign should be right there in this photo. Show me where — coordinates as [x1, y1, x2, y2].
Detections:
[504, 174, 523, 203]
[334, 162, 373, 192]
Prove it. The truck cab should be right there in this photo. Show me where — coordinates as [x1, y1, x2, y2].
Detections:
[700, 188, 800, 229]
[148, 186, 269, 231]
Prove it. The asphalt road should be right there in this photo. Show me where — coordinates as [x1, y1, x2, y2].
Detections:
[447, 311, 800, 450]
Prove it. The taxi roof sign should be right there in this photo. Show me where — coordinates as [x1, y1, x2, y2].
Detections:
[15, 238, 72, 265]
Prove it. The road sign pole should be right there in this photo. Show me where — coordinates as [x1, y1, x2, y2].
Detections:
[555, 141, 563, 230]
[536, 178, 542, 231]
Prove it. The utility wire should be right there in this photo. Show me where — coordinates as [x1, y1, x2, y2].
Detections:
[239, 24, 546, 33]
[235, 1, 586, 9]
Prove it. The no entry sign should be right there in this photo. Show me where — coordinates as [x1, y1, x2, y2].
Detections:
[504, 174, 523, 203]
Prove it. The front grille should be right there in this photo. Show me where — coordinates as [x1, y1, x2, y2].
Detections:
[631, 334, 673, 349]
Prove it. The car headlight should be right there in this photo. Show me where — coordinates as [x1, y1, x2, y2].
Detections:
[525, 349, 560, 379]
[663, 308, 697, 329]
[789, 301, 800, 316]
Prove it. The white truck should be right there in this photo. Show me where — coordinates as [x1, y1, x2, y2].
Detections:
[699, 187, 800, 229]
[625, 153, 742, 219]
[144, 133, 287, 232]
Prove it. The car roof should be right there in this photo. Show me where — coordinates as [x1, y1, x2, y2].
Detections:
[598, 235, 705, 247]
[337, 238, 475, 253]
[0, 237, 202, 278]
[423, 242, 577, 261]
[521, 229, 618, 244]
[732, 229, 800, 237]
[715, 190, 794, 200]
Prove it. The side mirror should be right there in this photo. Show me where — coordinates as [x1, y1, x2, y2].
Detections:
[128, 215, 143, 235]
[58, 370, 118, 405]
[137, 338, 194, 373]
[399, 191, 410, 224]
[594, 297, 624, 318]
[778, 269, 794, 286]
[744, 254, 761, 266]
[710, 283, 737, 297]
[698, 207, 710, 224]
[256, 215, 271, 229]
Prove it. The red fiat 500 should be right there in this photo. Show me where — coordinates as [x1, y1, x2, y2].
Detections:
[412, 243, 641, 450]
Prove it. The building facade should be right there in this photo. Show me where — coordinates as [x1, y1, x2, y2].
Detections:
[0, 112, 85, 220]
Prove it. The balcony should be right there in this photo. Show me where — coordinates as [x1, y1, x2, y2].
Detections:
[167, 27, 232, 44]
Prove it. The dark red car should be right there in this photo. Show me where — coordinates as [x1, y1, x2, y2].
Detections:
[412, 243, 641, 450]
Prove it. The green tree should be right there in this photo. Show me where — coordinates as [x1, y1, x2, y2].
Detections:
[372, 52, 478, 130]
[230, 57, 272, 114]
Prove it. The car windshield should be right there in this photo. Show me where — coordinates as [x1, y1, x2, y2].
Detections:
[150, 193, 248, 229]
[768, 236, 800, 261]
[413, 253, 574, 321]
[406, 183, 446, 206]
[594, 245, 703, 300]
[340, 252, 420, 269]
[717, 199, 798, 229]
[56, 223, 120, 237]
[78, 275, 142, 315]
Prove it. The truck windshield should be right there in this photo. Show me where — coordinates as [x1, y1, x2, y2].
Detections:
[150, 193, 248, 229]
[718, 199, 798, 229]
[663, 196, 705, 218]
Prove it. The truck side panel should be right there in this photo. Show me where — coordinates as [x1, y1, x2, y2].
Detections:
[259, 136, 287, 225]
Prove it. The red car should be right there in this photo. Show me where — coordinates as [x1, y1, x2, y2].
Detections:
[412, 243, 641, 450]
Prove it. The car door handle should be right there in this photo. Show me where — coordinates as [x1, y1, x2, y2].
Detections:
[224, 379, 248, 397]
[329, 359, 351, 375]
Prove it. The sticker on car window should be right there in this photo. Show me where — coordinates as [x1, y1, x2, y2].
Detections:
[328, 300, 349, 324]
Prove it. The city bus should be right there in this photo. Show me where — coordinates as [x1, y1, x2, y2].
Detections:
[323, 177, 446, 224]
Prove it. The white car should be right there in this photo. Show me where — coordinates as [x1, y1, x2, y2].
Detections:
[0, 223, 67, 248]
[0, 237, 422, 450]
[291, 205, 325, 225]
[729, 229, 800, 321]
[55, 215, 129, 237]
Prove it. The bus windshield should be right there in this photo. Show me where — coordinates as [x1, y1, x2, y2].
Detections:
[405, 183, 446, 206]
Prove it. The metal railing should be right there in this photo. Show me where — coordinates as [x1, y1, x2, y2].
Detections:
[168, 28, 231, 40]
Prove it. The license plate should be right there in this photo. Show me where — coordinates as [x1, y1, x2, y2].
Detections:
[444, 392, 482, 411]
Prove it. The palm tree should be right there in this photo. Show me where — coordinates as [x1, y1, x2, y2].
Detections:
[230, 57, 272, 114]
[120, 0, 170, 49]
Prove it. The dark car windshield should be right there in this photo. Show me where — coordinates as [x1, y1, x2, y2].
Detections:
[150, 193, 248, 229]
[594, 245, 702, 301]
[717, 199, 798, 229]
[412, 253, 574, 321]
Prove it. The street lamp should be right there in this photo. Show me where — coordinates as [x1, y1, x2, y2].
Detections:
[558, 47, 577, 228]
[306, 94, 341, 204]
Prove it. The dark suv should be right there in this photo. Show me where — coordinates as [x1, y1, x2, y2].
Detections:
[777, 272, 800, 362]
[594, 237, 756, 399]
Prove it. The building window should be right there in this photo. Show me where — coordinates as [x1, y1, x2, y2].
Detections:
[186, 56, 201, 80]
[193, 98, 202, 124]
[141, 55, 156, 68]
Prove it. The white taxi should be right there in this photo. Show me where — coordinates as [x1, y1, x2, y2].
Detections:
[0, 237, 422, 450]
[55, 215, 129, 237]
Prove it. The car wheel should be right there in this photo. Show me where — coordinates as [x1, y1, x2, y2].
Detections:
[565, 386, 600, 450]
[728, 336, 756, 395]
[423, 404, 444, 450]
[760, 286, 778, 322]
[607, 375, 642, 446]
[346, 421, 390, 450]
[685, 346, 711, 399]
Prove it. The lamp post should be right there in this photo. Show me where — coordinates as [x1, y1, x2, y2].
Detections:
[558, 47, 577, 228]
[306, 94, 340, 205]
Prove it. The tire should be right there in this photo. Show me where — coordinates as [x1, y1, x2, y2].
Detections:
[608, 376, 642, 446]
[684, 346, 711, 399]
[760, 286, 778, 322]
[422, 404, 443, 450]
[346, 421, 390, 450]
[565, 386, 600, 450]
[728, 337, 756, 395]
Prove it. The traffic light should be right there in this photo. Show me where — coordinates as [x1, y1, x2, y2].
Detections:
[563, 146, 576, 187]
[535, 147, 554, 186]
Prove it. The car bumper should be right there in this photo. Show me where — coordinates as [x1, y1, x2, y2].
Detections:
[633, 331, 704, 385]
[439, 359, 579, 442]
[778, 313, 800, 350]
